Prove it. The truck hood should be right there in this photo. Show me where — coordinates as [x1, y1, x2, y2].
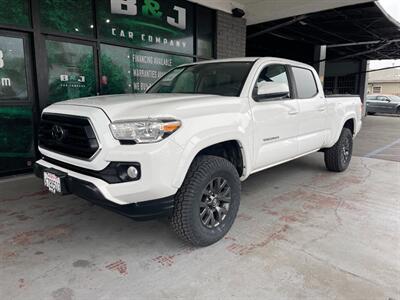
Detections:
[55, 93, 242, 121]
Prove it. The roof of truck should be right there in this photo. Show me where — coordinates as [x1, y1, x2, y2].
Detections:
[183, 57, 314, 70]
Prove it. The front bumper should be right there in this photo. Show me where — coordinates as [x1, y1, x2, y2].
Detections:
[34, 162, 174, 220]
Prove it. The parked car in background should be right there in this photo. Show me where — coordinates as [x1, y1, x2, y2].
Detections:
[366, 94, 400, 115]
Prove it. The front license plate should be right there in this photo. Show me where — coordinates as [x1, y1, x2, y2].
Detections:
[44, 171, 62, 194]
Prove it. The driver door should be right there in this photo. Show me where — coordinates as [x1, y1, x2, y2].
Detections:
[376, 96, 391, 113]
[249, 64, 300, 171]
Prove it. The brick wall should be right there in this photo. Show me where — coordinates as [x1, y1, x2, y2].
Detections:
[215, 11, 247, 59]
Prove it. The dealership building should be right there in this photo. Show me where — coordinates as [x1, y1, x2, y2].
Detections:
[0, 0, 399, 176]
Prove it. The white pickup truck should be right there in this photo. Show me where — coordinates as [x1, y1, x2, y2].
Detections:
[35, 57, 362, 246]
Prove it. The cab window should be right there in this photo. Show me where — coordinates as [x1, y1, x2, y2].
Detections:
[292, 67, 319, 99]
[252, 64, 291, 101]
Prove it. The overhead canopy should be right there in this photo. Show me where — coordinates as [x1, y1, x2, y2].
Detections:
[238, 0, 376, 25]
[247, 2, 400, 60]
[191, 0, 374, 25]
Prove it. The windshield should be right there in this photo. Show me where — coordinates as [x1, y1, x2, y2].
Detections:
[147, 62, 254, 97]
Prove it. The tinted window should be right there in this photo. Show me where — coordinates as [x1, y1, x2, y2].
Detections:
[196, 6, 215, 58]
[0, 106, 34, 174]
[100, 44, 193, 95]
[367, 96, 377, 100]
[0, 0, 30, 27]
[292, 67, 318, 99]
[148, 62, 253, 97]
[0, 36, 28, 101]
[40, 0, 94, 37]
[46, 40, 96, 104]
[253, 64, 290, 101]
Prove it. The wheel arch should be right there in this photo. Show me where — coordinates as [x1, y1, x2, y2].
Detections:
[325, 115, 357, 149]
[343, 118, 355, 135]
[172, 138, 249, 189]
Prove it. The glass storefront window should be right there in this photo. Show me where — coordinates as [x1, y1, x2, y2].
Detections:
[100, 44, 193, 95]
[0, 0, 31, 28]
[130, 49, 193, 93]
[0, 106, 34, 174]
[46, 40, 96, 103]
[0, 34, 34, 174]
[97, 0, 194, 55]
[100, 44, 131, 95]
[196, 6, 214, 58]
[0, 36, 28, 101]
[40, 0, 94, 37]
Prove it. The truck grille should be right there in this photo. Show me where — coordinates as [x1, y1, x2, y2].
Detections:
[38, 114, 100, 160]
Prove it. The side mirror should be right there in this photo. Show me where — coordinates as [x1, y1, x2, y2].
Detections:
[256, 82, 290, 100]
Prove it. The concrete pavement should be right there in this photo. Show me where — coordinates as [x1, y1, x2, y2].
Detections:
[1, 153, 399, 300]
[354, 114, 400, 162]
[1, 115, 400, 300]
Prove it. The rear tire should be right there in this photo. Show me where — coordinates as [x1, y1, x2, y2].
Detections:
[324, 128, 353, 172]
[171, 155, 241, 247]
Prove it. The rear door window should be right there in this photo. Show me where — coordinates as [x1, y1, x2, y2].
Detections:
[292, 67, 318, 99]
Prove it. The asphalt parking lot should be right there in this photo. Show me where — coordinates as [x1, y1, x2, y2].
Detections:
[0, 116, 399, 300]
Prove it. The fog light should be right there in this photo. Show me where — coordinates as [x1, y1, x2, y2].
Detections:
[127, 166, 139, 179]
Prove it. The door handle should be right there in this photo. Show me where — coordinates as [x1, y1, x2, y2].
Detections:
[288, 110, 298, 115]
[317, 106, 326, 112]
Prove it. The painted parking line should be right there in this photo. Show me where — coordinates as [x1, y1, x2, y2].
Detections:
[364, 138, 400, 158]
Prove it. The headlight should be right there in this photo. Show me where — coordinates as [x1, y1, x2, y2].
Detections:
[109, 119, 181, 143]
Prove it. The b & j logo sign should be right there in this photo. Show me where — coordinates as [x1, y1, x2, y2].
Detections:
[99, 0, 194, 55]
[59, 74, 86, 89]
[111, 0, 187, 30]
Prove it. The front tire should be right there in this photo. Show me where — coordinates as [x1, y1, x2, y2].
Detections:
[171, 155, 241, 247]
[324, 128, 353, 172]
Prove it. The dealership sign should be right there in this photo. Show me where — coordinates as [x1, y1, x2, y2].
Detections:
[110, 0, 187, 30]
[98, 0, 194, 55]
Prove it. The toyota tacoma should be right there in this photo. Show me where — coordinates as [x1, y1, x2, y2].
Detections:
[35, 57, 362, 246]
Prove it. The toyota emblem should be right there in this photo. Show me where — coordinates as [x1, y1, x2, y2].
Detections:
[51, 125, 65, 141]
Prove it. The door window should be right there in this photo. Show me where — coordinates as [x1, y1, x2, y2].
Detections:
[253, 64, 291, 101]
[292, 67, 318, 99]
[46, 40, 96, 104]
[0, 34, 34, 174]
